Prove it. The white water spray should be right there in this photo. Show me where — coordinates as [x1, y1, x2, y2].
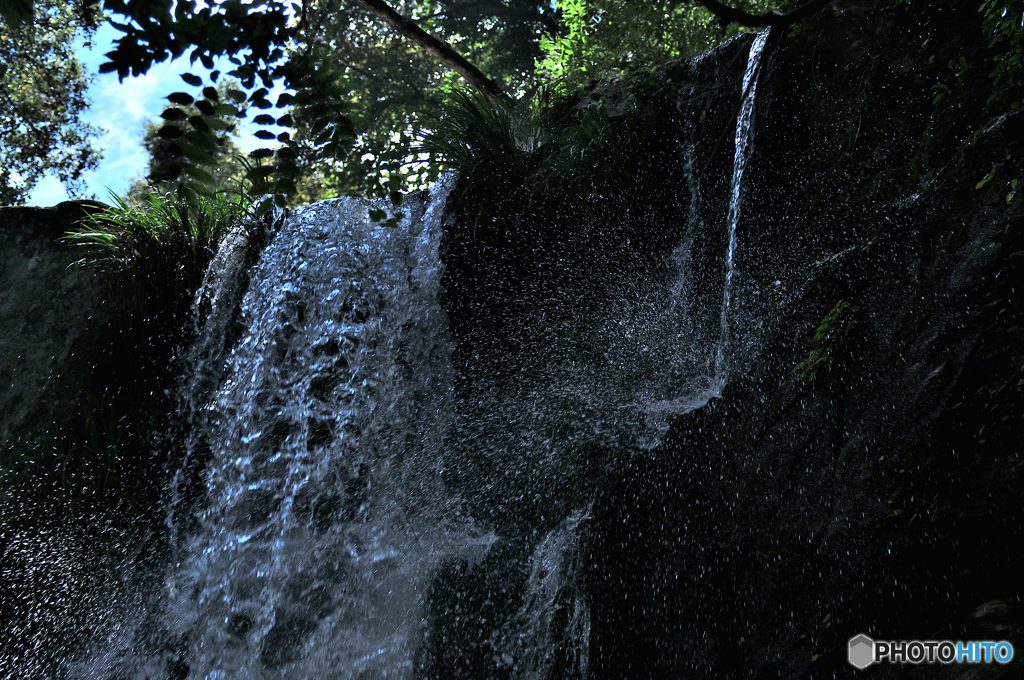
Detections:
[82, 177, 495, 680]
[504, 507, 591, 680]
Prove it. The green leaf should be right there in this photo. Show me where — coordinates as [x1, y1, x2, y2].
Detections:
[181, 73, 203, 87]
[195, 100, 215, 116]
[160, 108, 188, 121]
[254, 198, 275, 218]
[212, 103, 242, 117]
[168, 92, 195, 106]
[181, 163, 217, 186]
[249, 148, 274, 160]
[177, 144, 217, 166]
[226, 89, 247, 103]
[208, 119, 236, 132]
[253, 114, 277, 125]
[254, 130, 277, 140]
[158, 125, 184, 139]
[976, 164, 997, 189]
[203, 87, 219, 102]
[186, 179, 216, 199]
[276, 178, 298, 195]
[245, 166, 275, 181]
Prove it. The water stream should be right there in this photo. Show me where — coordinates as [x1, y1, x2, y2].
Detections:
[644, 30, 771, 429]
[715, 29, 770, 381]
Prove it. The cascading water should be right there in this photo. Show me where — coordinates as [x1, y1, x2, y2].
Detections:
[78, 33, 774, 680]
[642, 30, 771, 431]
[715, 29, 770, 382]
[85, 178, 494, 679]
[502, 506, 591, 680]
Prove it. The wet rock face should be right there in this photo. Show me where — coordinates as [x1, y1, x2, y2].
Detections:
[433, 6, 1023, 680]
[584, 9, 1024, 680]
[0, 202, 112, 479]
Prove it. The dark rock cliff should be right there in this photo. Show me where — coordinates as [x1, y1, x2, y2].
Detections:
[432, 4, 1023, 679]
[0, 201, 112, 494]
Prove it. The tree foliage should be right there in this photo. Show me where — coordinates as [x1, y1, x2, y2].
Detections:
[537, 0, 770, 92]
[268, 0, 563, 198]
[981, 0, 1023, 109]
[136, 77, 248, 194]
[0, 0, 101, 205]
[9, 0, 1021, 209]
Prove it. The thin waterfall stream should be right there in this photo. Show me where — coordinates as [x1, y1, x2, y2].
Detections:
[643, 30, 770, 430]
[715, 29, 770, 382]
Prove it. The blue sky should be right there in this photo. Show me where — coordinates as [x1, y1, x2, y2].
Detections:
[27, 23, 273, 206]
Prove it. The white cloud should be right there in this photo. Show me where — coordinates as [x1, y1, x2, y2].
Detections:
[27, 175, 69, 205]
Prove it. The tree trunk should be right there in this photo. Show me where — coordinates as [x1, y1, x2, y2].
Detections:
[695, 0, 834, 27]
[352, 0, 510, 104]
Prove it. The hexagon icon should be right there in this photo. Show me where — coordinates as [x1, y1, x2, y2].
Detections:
[848, 634, 875, 669]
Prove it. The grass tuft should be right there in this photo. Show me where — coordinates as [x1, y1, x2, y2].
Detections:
[63, 187, 254, 315]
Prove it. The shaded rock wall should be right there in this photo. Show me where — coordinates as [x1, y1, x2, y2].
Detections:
[586, 6, 1024, 679]
[431, 4, 1023, 680]
[0, 202, 113, 496]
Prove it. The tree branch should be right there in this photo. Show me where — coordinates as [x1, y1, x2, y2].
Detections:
[352, 0, 510, 104]
[695, 0, 834, 27]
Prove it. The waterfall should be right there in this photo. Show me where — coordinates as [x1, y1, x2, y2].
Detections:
[9, 9, 1020, 678]
[503, 507, 591, 680]
[640, 31, 771, 436]
[715, 29, 770, 380]
[84, 177, 495, 679]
